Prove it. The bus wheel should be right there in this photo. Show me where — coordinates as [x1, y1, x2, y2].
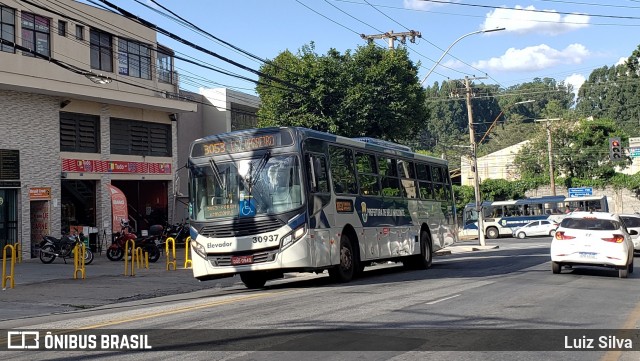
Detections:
[240, 273, 267, 289]
[329, 234, 355, 283]
[486, 227, 499, 239]
[404, 230, 432, 270]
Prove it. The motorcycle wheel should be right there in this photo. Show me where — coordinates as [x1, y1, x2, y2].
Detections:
[146, 244, 161, 263]
[106, 247, 124, 261]
[84, 249, 94, 265]
[39, 245, 56, 264]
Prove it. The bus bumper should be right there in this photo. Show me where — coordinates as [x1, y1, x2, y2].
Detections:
[191, 236, 314, 280]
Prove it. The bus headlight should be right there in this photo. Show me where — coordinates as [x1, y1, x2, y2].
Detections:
[192, 240, 207, 260]
[280, 225, 306, 250]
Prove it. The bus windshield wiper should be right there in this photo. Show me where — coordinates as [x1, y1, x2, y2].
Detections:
[250, 151, 271, 185]
[240, 151, 271, 198]
[208, 158, 226, 193]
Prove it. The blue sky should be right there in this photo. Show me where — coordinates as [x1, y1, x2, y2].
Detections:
[87, 0, 640, 96]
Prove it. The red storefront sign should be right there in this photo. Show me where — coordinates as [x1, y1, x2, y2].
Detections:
[62, 159, 171, 174]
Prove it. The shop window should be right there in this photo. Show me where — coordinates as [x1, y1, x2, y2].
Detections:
[157, 46, 174, 84]
[61, 180, 96, 233]
[75, 24, 83, 40]
[110, 118, 171, 157]
[1, 6, 15, 53]
[90, 28, 112, 72]
[60, 112, 100, 153]
[58, 20, 66, 36]
[21, 12, 49, 57]
[118, 38, 151, 79]
[230, 103, 258, 131]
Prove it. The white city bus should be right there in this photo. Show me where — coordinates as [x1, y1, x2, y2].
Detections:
[187, 127, 458, 288]
[462, 195, 609, 239]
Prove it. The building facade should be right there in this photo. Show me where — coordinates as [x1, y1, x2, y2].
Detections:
[0, 0, 196, 257]
[174, 88, 260, 222]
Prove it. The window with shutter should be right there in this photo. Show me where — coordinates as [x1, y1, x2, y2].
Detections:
[60, 112, 100, 153]
[110, 118, 171, 156]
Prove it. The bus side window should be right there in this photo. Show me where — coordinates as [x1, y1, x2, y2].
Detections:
[306, 153, 329, 193]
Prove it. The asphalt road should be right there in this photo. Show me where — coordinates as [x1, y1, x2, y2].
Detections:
[2, 237, 640, 361]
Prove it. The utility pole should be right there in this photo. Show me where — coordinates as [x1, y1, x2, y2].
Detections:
[360, 30, 421, 49]
[535, 118, 561, 196]
[464, 76, 487, 246]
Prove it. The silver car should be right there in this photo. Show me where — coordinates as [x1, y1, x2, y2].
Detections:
[620, 214, 640, 252]
[512, 220, 558, 239]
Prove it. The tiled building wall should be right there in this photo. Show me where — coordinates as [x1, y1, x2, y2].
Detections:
[0, 90, 62, 254]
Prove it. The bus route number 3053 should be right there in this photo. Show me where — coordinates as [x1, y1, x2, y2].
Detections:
[252, 234, 279, 244]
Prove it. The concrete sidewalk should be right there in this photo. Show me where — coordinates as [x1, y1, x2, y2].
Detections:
[0, 248, 235, 321]
[0, 241, 498, 321]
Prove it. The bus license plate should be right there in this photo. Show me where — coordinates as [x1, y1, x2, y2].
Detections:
[579, 252, 596, 259]
[231, 255, 253, 265]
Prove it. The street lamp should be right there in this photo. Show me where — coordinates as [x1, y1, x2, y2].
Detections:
[420, 27, 506, 86]
[85, 72, 112, 85]
[535, 118, 561, 196]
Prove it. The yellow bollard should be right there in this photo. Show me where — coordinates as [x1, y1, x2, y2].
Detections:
[165, 237, 176, 271]
[124, 239, 136, 276]
[15, 242, 22, 264]
[2, 244, 16, 289]
[183, 236, 192, 269]
[135, 247, 143, 269]
[73, 243, 86, 280]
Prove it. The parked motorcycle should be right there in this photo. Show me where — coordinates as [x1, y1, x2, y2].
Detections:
[39, 232, 94, 265]
[106, 220, 160, 263]
[163, 222, 190, 245]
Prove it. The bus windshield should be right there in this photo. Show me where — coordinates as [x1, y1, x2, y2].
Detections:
[191, 154, 303, 220]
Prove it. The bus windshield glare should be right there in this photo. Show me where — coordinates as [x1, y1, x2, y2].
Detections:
[191, 154, 303, 220]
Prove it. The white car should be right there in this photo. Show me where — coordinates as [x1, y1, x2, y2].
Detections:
[619, 214, 640, 252]
[512, 220, 558, 239]
[550, 212, 636, 278]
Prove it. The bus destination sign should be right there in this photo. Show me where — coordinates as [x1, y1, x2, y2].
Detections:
[197, 134, 280, 157]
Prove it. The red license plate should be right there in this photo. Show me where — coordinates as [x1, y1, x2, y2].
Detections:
[231, 255, 253, 265]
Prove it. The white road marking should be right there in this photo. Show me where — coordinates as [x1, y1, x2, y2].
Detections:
[425, 294, 461, 305]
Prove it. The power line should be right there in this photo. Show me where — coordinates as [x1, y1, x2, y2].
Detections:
[95, 0, 304, 91]
[416, 0, 640, 21]
[145, 0, 300, 78]
[308, 0, 460, 78]
[24, 0, 292, 96]
[333, 0, 640, 27]
[7, 2, 268, 111]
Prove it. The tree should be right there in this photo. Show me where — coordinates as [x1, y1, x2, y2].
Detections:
[256, 43, 427, 142]
[577, 63, 640, 137]
[513, 118, 631, 181]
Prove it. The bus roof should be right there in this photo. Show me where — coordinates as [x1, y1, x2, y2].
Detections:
[299, 127, 447, 165]
[192, 126, 447, 165]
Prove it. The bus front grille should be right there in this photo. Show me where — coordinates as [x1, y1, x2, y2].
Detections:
[199, 218, 284, 238]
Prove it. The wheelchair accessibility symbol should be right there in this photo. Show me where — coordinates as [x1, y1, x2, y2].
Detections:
[239, 199, 256, 217]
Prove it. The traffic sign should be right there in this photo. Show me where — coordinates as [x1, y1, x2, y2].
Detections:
[568, 187, 593, 197]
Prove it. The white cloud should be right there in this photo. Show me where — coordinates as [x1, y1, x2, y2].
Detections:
[403, 0, 451, 11]
[482, 6, 589, 35]
[564, 73, 586, 94]
[473, 43, 590, 72]
[616, 57, 628, 66]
